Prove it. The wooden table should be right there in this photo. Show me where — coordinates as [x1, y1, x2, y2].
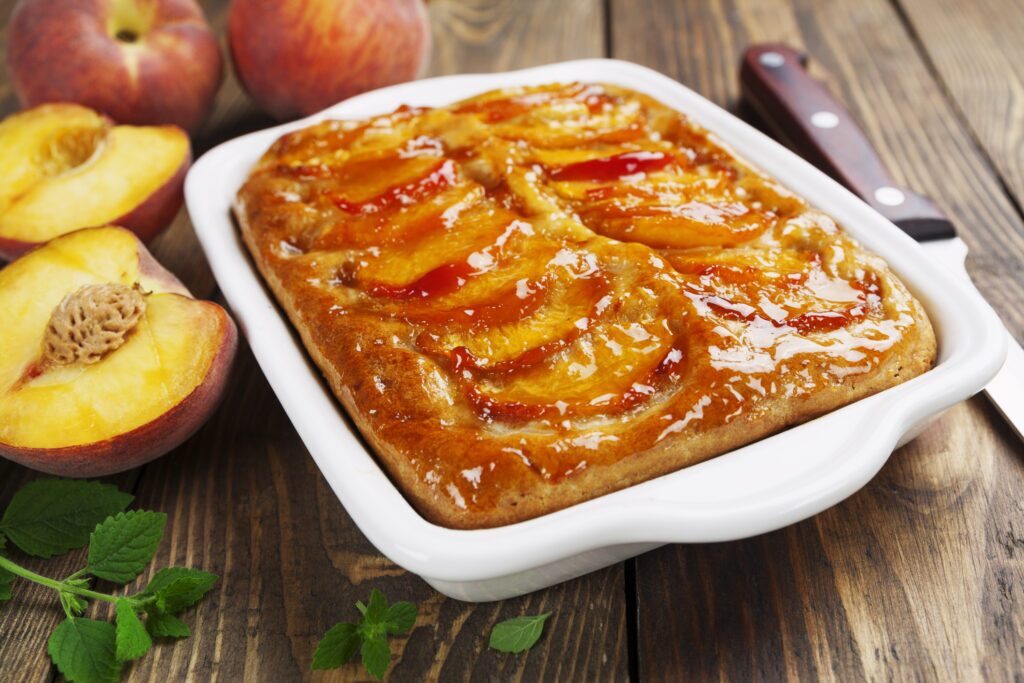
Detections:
[2, 0, 1023, 680]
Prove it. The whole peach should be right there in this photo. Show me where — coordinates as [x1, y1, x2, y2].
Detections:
[7, 0, 223, 134]
[228, 0, 431, 121]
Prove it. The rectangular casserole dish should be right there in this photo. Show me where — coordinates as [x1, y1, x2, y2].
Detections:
[185, 59, 1006, 602]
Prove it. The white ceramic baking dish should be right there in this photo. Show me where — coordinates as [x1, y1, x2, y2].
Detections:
[185, 59, 1006, 602]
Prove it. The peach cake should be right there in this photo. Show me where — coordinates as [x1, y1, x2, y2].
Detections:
[234, 83, 936, 528]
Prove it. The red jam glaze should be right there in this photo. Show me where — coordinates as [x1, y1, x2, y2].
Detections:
[331, 158, 456, 214]
[402, 280, 549, 327]
[370, 259, 476, 299]
[460, 338, 685, 423]
[444, 275, 610, 376]
[548, 151, 675, 181]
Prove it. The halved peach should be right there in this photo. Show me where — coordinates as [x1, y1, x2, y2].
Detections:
[0, 226, 237, 476]
[0, 104, 191, 260]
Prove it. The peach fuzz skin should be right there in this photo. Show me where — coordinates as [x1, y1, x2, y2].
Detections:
[7, 0, 222, 134]
[228, 0, 431, 121]
[0, 227, 238, 477]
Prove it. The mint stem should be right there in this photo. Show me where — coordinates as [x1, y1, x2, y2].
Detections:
[64, 568, 87, 582]
[0, 555, 118, 604]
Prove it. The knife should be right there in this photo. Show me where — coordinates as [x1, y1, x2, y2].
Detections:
[739, 43, 1023, 441]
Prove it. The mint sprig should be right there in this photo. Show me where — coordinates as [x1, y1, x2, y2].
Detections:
[145, 611, 191, 638]
[0, 478, 217, 683]
[312, 589, 417, 679]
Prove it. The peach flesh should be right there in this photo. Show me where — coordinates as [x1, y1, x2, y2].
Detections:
[0, 104, 191, 261]
[0, 226, 238, 476]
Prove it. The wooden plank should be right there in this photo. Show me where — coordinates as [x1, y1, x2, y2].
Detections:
[611, 0, 1024, 679]
[429, 0, 603, 74]
[893, 0, 1024, 219]
[0, 0, 16, 113]
[892, 0, 1024, 339]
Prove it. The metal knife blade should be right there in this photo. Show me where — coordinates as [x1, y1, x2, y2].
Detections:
[918, 237, 1023, 439]
[739, 43, 1024, 440]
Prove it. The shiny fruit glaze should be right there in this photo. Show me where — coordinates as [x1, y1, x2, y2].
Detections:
[238, 83, 931, 521]
[548, 151, 676, 181]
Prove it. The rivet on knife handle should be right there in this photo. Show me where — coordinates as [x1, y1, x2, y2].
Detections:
[739, 43, 955, 242]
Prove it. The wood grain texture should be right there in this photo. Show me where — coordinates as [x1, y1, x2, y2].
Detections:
[895, 0, 1024, 216]
[893, 0, 1024, 340]
[428, 0, 603, 75]
[611, 0, 1024, 679]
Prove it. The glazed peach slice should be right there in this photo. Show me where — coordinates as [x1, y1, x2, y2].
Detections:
[0, 226, 237, 476]
[460, 244, 691, 421]
[0, 104, 191, 260]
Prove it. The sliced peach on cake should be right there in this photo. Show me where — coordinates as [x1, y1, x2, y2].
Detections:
[0, 226, 237, 476]
[0, 104, 191, 260]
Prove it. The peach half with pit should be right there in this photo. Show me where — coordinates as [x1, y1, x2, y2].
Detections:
[0, 226, 237, 476]
[0, 104, 190, 261]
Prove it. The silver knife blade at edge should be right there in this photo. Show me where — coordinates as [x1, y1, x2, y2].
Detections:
[917, 237, 1024, 440]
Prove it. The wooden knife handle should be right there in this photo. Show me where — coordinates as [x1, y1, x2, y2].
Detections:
[739, 43, 955, 241]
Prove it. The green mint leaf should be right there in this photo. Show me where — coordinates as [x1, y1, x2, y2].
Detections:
[488, 613, 552, 653]
[47, 617, 123, 683]
[362, 589, 388, 624]
[0, 565, 14, 603]
[360, 635, 391, 680]
[384, 601, 417, 634]
[138, 567, 217, 614]
[114, 599, 152, 661]
[355, 600, 368, 616]
[0, 480, 132, 558]
[145, 610, 191, 638]
[87, 510, 166, 584]
[311, 622, 360, 670]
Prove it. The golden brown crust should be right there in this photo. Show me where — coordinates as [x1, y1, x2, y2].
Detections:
[235, 83, 936, 529]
